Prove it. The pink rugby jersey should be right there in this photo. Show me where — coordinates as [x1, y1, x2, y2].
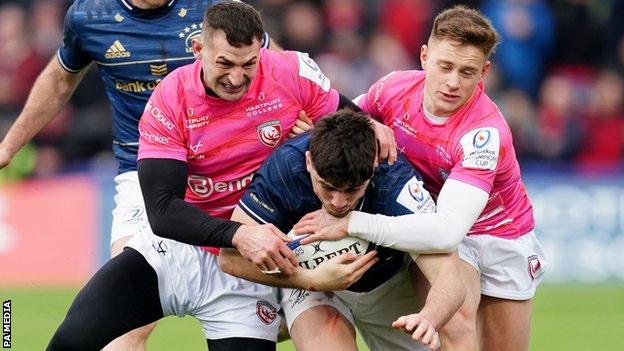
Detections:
[138, 48, 339, 253]
[359, 70, 534, 239]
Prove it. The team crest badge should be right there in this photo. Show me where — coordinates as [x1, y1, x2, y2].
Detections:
[527, 255, 542, 280]
[256, 121, 282, 147]
[256, 301, 278, 325]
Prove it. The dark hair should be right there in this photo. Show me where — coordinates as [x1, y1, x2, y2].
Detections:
[431, 5, 500, 58]
[309, 110, 376, 188]
[203, 1, 264, 47]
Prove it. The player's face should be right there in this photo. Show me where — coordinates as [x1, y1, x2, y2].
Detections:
[306, 152, 371, 218]
[193, 30, 261, 101]
[420, 38, 490, 117]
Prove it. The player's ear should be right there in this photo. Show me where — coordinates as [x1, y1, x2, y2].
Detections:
[481, 60, 491, 79]
[419, 44, 429, 69]
[191, 37, 203, 60]
[305, 151, 313, 173]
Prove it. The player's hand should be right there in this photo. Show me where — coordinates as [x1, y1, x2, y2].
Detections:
[287, 110, 314, 138]
[370, 118, 397, 165]
[303, 250, 378, 291]
[232, 224, 299, 277]
[392, 314, 440, 350]
[293, 208, 349, 245]
[0, 146, 14, 169]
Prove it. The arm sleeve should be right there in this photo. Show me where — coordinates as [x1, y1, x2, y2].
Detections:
[356, 71, 397, 120]
[238, 150, 296, 232]
[289, 51, 340, 121]
[447, 126, 501, 193]
[56, 5, 92, 72]
[348, 178, 489, 253]
[137, 80, 188, 161]
[138, 158, 242, 247]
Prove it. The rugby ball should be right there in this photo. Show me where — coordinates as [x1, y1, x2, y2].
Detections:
[287, 230, 371, 269]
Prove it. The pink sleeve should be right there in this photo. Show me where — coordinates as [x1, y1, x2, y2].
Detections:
[137, 80, 188, 162]
[447, 121, 507, 193]
[357, 72, 397, 124]
[357, 81, 381, 116]
[282, 51, 339, 121]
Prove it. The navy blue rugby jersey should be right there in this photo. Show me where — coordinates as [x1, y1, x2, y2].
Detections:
[58, 0, 270, 173]
[239, 133, 436, 293]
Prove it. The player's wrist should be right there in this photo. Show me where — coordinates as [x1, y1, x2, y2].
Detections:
[289, 267, 314, 290]
[230, 224, 249, 248]
[417, 308, 442, 330]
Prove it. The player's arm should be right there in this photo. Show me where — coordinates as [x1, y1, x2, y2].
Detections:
[297, 179, 487, 253]
[0, 56, 88, 168]
[392, 252, 464, 349]
[348, 179, 487, 252]
[218, 206, 378, 291]
[137, 158, 298, 275]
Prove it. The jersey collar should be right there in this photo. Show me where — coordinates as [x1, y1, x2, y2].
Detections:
[117, 0, 178, 19]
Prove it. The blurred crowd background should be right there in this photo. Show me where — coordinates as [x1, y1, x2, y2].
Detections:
[1, 0, 623, 182]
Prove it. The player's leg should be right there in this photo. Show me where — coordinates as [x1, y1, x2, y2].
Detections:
[337, 262, 430, 351]
[192, 250, 282, 350]
[104, 171, 158, 351]
[438, 259, 480, 351]
[474, 232, 546, 351]
[282, 289, 357, 351]
[290, 304, 357, 351]
[47, 248, 163, 350]
[478, 296, 532, 351]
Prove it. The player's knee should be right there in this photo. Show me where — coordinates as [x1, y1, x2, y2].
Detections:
[103, 324, 156, 351]
[441, 307, 477, 348]
[47, 327, 94, 351]
[110, 235, 132, 257]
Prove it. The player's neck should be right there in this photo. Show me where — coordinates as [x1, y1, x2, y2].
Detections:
[130, 0, 172, 10]
[422, 102, 448, 125]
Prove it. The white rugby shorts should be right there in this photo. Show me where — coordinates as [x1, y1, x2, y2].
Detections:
[459, 230, 547, 300]
[281, 260, 429, 351]
[110, 171, 151, 246]
[126, 231, 281, 341]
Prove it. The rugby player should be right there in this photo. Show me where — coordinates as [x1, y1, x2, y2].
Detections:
[219, 111, 465, 351]
[0, 0, 276, 349]
[294, 6, 547, 351]
[47, 2, 391, 350]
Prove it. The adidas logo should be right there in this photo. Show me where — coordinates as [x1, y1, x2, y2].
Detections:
[105, 40, 131, 59]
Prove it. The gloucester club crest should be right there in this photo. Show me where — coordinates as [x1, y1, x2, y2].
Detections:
[256, 120, 282, 147]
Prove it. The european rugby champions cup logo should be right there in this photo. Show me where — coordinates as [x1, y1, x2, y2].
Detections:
[473, 129, 492, 149]
[256, 121, 282, 147]
[408, 182, 426, 203]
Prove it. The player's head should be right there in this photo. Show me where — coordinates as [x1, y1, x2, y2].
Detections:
[420, 5, 500, 116]
[306, 110, 377, 218]
[192, 1, 264, 101]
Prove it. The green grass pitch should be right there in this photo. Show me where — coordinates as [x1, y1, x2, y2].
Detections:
[1, 283, 623, 350]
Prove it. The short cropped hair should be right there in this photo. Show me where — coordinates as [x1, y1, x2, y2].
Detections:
[203, 1, 264, 47]
[431, 5, 500, 58]
[309, 110, 376, 188]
